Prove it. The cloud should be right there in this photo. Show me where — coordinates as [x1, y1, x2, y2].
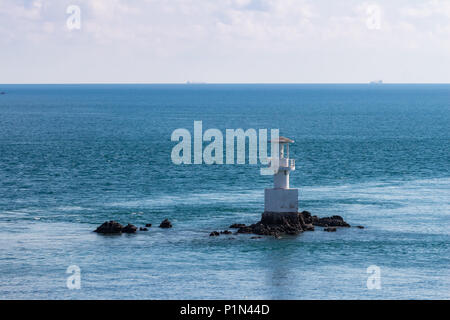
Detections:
[0, 0, 449, 83]
[400, 0, 450, 19]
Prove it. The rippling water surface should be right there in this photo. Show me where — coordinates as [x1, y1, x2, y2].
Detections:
[0, 84, 449, 299]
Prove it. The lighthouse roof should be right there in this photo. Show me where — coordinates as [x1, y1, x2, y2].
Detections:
[269, 136, 294, 144]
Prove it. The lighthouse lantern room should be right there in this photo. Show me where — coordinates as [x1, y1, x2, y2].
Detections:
[264, 136, 298, 213]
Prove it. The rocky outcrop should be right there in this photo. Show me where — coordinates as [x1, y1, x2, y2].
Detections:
[209, 230, 234, 236]
[122, 224, 137, 233]
[313, 215, 350, 227]
[94, 221, 124, 234]
[94, 219, 178, 235]
[232, 211, 350, 237]
[94, 221, 138, 234]
[324, 227, 337, 232]
[237, 212, 307, 237]
[299, 211, 315, 224]
[159, 219, 172, 228]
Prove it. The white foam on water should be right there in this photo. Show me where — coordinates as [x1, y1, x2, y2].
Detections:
[302, 177, 450, 234]
[55, 205, 87, 212]
[106, 178, 450, 222]
[302, 177, 450, 206]
[108, 189, 264, 208]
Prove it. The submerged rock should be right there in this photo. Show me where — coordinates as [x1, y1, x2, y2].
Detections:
[229, 223, 246, 229]
[94, 221, 124, 234]
[324, 227, 337, 232]
[140, 227, 148, 231]
[209, 230, 232, 236]
[145, 223, 152, 228]
[122, 224, 137, 233]
[159, 219, 172, 228]
[355, 225, 365, 229]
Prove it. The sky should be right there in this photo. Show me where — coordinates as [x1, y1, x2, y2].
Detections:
[0, 0, 449, 83]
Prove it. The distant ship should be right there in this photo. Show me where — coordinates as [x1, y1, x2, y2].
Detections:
[369, 80, 383, 85]
[185, 81, 207, 85]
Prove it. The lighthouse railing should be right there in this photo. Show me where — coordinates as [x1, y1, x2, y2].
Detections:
[289, 159, 295, 168]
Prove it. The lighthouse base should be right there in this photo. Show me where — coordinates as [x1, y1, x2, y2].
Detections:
[235, 211, 312, 236]
[264, 188, 298, 213]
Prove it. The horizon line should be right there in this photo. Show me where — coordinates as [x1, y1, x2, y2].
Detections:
[1, 82, 450, 85]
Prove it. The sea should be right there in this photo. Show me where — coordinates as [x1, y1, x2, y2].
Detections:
[0, 84, 449, 299]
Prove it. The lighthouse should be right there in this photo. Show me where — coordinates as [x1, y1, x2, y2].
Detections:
[264, 136, 298, 213]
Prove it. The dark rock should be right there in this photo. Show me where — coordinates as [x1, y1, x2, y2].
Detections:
[300, 211, 313, 224]
[355, 225, 364, 229]
[139, 227, 148, 231]
[209, 231, 220, 236]
[324, 227, 337, 232]
[220, 230, 232, 235]
[313, 215, 350, 227]
[94, 221, 123, 234]
[237, 212, 305, 237]
[159, 219, 172, 228]
[229, 223, 246, 228]
[145, 223, 152, 227]
[230, 211, 350, 237]
[122, 224, 137, 233]
[237, 226, 254, 234]
[250, 236, 262, 239]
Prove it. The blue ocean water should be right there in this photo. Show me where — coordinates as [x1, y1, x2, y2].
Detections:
[0, 84, 449, 299]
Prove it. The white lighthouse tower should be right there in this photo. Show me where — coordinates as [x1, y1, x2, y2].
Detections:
[264, 136, 298, 213]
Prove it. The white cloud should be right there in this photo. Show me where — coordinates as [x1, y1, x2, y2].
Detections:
[400, 0, 450, 19]
[0, 0, 449, 83]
